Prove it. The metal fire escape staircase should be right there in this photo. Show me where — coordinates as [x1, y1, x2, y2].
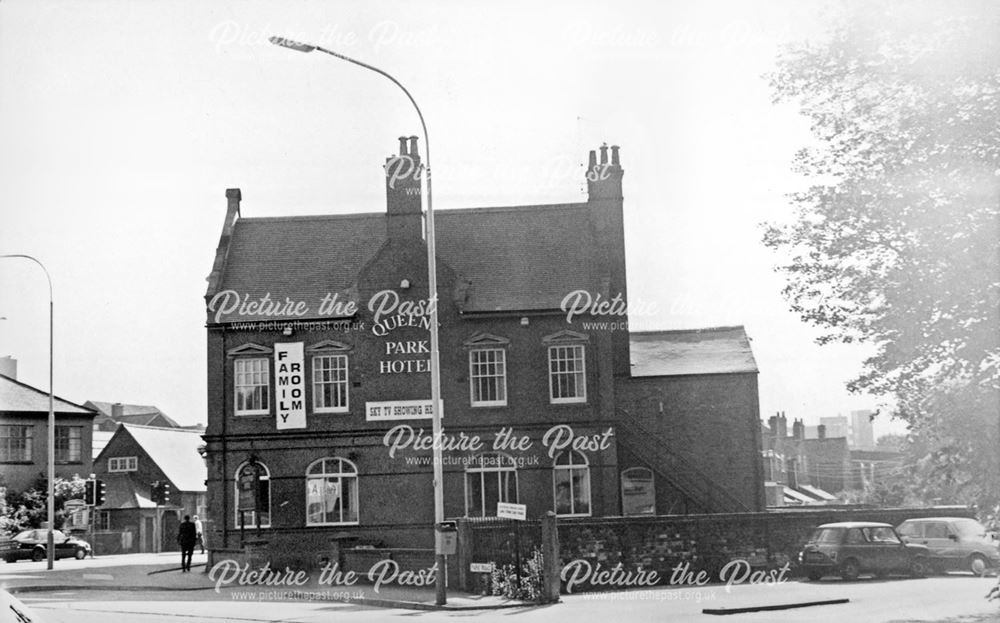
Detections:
[616, 409, 754, 513]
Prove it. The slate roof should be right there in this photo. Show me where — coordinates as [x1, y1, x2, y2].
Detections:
[629, 327, 758, 377]
[85, 401, 178, 426]
[209, 203, 595, 322]
[0, 374, 96, 415]
[115, 424, 206, 493]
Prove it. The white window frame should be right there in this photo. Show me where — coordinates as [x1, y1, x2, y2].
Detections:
[234, 461, 271, 528]
[108, 456, 138, 472]
[464, 453, 519, 518]
[548, 344, 587, 404]
[305, 457, 359, 526]
[235, 357, 270, 416]
[312, 354, 349, 413]
[553, 451, 592, 517]
[469, 348, 507, 407]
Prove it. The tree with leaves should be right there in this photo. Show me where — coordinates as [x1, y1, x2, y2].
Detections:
[765, 1, 1000, 509]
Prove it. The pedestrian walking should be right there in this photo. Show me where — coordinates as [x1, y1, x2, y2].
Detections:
[177, 515, 197, 572]
[194, 515, 205, 554]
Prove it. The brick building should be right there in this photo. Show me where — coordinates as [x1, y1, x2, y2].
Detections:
[202, 139, 765, 567]
[0, 372, 96, 493]
[92, 424, 207, 554]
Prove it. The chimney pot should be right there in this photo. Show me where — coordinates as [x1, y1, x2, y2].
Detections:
[408, 136, 419, 158]
[599, 143, 608, 165]
[588, 150, 597, 170]
[610, 145, 620, 166]
[398, 136, 408, 156]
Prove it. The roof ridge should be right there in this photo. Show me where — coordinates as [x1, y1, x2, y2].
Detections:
[239, 212, 383, 223]
[121, 423, 203, 433]
[630, 325, 747, 336]
[437, 202, 588, 216]
[0, 373, 97, 413]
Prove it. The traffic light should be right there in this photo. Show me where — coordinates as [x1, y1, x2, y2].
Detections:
[96, 480, 107, 507]
[84, 479, 96, 506]
[150, 481, 171, 506]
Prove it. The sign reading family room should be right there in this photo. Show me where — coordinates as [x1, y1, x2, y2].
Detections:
[366, 399, 441, 422]
[275, 342, 306, 429]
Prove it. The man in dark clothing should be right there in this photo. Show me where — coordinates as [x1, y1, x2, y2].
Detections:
[177, 515, 197, 572]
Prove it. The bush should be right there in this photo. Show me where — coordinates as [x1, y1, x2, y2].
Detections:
[489, 548, 544, 602]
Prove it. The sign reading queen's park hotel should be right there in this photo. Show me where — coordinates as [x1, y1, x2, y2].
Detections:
[201, 138, 765, 567]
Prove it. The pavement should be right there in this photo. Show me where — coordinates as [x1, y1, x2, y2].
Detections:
[0, 552, 533, 611]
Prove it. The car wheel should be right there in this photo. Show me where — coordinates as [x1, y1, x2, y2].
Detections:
[969, 554, 988, 576]
[74, 548, 86, 560]
[31, 549, 44, 562]
[4, 556, 13, 563]
[807, 571, 824, 581]
[840, 558, 861, 581]
[909, 557, 930, 578]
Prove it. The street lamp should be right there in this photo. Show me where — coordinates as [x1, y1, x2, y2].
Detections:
[269, 36, 448, 605]
[0, 254, 55, 570]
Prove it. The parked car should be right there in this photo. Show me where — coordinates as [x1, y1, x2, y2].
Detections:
[0, 529, 91, 563]
[897, 517, 1000, 575]
[798, 521, 932, 581]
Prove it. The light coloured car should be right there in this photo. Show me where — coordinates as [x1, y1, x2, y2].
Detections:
[897, 517, 1000, 575]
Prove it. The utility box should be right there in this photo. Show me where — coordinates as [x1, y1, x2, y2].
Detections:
[435, 521, 457, 556]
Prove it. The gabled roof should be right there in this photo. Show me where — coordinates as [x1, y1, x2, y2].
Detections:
[101, 424, 206, 493]
[0, 374, 96, 415]
[208, 203, 596, 322]
[84, 401, 178, 427]
[629, 327, 758, 377]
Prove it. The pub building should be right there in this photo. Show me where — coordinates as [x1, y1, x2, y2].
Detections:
[202, 138, 766, 567]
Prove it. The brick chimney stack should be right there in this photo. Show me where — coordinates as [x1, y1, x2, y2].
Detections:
[818, 424, 827, 440]
[385, 135, 423, 241]
[792, 418, 804, 440]
[586, 143, 628, 376]
[111, 402, 124, 420]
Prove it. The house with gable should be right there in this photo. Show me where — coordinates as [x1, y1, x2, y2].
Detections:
[92, 423, 207, 554]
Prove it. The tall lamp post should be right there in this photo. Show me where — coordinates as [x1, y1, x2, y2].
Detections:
[1, 254, 55, 570]
[269, 36, 447, 605]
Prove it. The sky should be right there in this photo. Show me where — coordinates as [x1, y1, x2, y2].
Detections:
[0, 0, 904, 438]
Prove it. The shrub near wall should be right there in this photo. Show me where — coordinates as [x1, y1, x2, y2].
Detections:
[557, 507, 976, 592]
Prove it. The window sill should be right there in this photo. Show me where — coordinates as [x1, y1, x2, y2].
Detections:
[0, 461, 33, 465]
[305, 522, 360, 528]
[314, 409, 350, 415]
[471, 403, 508, 409]
[234, 413, 271, 418]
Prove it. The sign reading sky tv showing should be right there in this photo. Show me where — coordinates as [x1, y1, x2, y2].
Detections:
[366, 399, 442, 421]
[275, 342, 306, 429]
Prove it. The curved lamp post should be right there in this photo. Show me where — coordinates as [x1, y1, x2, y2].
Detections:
[1, 254, 55, 570]
[268, 36, 447, 605]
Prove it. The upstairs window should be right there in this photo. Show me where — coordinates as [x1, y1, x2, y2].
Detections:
[313, 355, 349, 412]
[108, 456, 138, 472]
[548, 345, 586, 403]
[235, 358, 270, 415]
[470, 349, 507, 406]
[544, 330, 589, 404]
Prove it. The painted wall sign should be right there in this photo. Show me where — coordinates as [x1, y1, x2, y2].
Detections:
[497, 501, 527, 520]
[366, 399, 442, 422]
[275, 342, 306, 429]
